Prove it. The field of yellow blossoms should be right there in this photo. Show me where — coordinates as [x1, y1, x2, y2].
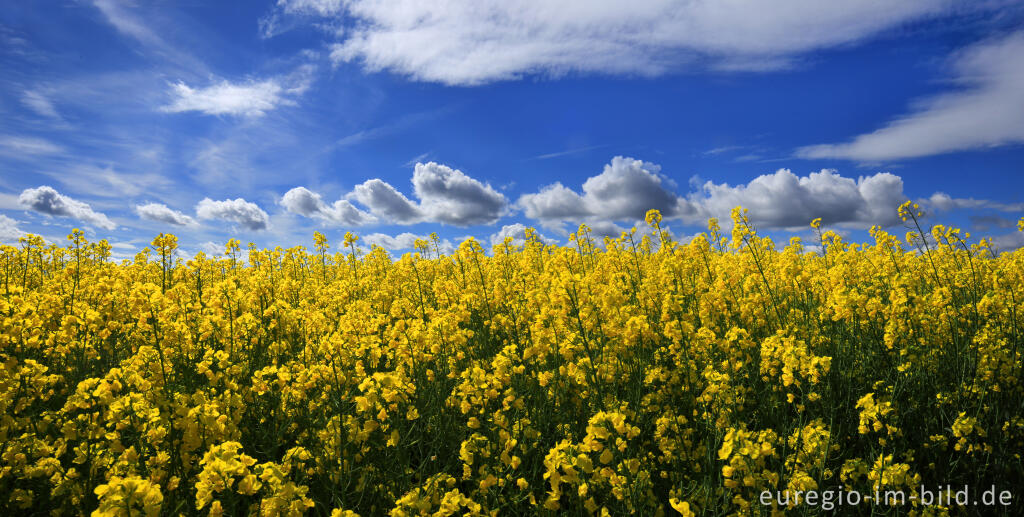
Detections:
[2, 203, 1023, 516]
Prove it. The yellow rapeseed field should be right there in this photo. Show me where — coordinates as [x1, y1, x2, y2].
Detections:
[1, 203, 1023, 516]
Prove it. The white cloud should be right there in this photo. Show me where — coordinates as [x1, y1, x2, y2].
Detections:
[991, 231, 1024, 252]
[135, 203, 197, 226]
[584, 221, 630, 243]
[518, 182, 590, 222]
[344, 162, 508, 227]
[333, 107, 453, 150]
[195, 197, 270, 230]
[280, 186, 376, 226]
[0, 193, 21, 210]
[0, 214, 26, 242]
[688, 169, 906, 228]
[259, 0, 972, 85]
[163, 63, 314, 117]
[91, 0, 209, 73]
[260, 1, 346, 39]
[41, 165, 173, 199]
[796, 31, 1024, 161]
[278, 0, 344, 16]
[349, 180, 423, 224]
[362, 232, 455, 255]
[518, 159, 914, 230]
[199, 241, 224, 255]
[18, 185, 117, 230]
[92, 0, 165, 48]
[404, 152, 431, 167]
[412, 162, 508, 226]
[580, 157, 686, 219]
[705, 145, 748, 155]
[0, 135, 63, 156]
[489, 223, 557, 247]
[534, 145, 603, 160]
[924, 192, 1024, 213]
[163, 79, 290, 117]
[518, 156, 690, 224]
[21, 90, 61, 119]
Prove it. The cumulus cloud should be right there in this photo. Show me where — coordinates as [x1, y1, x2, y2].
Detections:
[518, 156, 689, 224]
[281, 186, 376, 226]
[195, 197, 270, 230]
[585, 221, 631, 242]
[199, 241, 224, 255]
[0, 214, 26, 242]
[258, 0, 972, 85]
[688, 169, 906, 228]
[924, 192, 1024, 213]
[516, 183, 589, 222]
[135, 203, 197, 227]
[362, 232, 455, 255]
[518, 160, 913, 230]
[18, 186, 116, 230]
[344, 162, 507, 227]
[797, 31, 1024, 161]
[349, 180, 423, 224]
[580, 157, 686, 219]
[489, 223, 557, 247]
[412, 162, 508, 226]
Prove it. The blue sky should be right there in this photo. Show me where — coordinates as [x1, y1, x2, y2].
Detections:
[1, 0, 1023, 258]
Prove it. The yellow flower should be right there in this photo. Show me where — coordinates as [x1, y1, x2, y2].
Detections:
[92, 476, 163, 517]
[670, 498, 695, 516]
[645, 209, 663, 226]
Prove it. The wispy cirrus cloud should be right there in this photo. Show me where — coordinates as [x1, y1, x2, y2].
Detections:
[924, 192, 1024, 213]
[90, 0, 210, 73]
[533, 145, 603, 160]
[263, 0, 974, 85]
[334, 106, 456, 149]
[92, 0, 315, 119]
[0, 135, 64, 157]
[39, 165, 175, 200]
[21, 90, 61, 119]
[797, 31, 1024, 161]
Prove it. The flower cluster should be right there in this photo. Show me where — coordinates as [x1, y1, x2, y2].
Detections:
[0, 205, 1022, 515]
